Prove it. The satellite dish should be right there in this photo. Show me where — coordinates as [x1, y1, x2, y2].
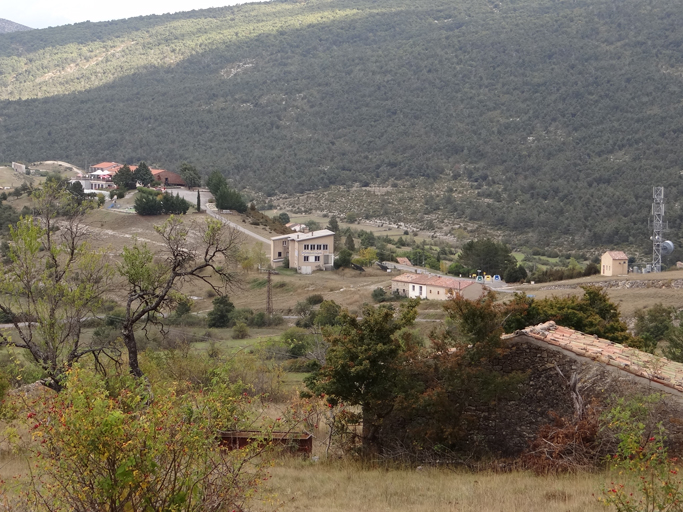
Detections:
[662, 240, 674, 256]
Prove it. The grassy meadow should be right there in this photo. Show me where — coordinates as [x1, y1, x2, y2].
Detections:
[254, 459, 610, 512]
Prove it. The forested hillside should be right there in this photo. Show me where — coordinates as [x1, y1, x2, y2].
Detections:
[1, 0, 683, 247]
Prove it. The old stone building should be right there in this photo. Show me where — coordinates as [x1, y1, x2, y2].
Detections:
[471, 322, 683, 456]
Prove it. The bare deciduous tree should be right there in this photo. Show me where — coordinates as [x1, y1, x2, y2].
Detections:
[117, 216, 243, 377]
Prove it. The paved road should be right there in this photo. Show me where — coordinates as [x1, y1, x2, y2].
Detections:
[170, 188, 213, 207]
[206, 206, 271, 244]
[167, 189, 271, 245]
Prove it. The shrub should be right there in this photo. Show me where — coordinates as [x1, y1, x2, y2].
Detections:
[233, 322, 249, 339]
[334, 248, 353, 269]
[207, 296, 235, 328]
[229, 308, 254, 327]
[504, 264, 528, 283]
[24, 366, 269, 512]
[282, 358, 319, 372]
[281, 327, 312, 358]
[250, 311, 267, 328]
[371, 287, 388, 303]
[306, 294, 324, 305]
[134, 191, 191, 216]
[315, 300, 342, 326]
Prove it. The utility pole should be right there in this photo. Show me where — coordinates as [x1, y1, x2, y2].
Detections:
[266, 270, 274, 317]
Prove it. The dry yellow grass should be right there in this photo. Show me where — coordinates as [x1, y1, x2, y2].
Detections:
[516, 270, 683, 316]
[254, 460, 609, 512]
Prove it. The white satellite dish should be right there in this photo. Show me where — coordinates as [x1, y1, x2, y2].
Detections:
[662, 240, 674, 256]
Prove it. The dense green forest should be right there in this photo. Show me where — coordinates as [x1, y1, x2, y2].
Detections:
[1, 0, 683, 247]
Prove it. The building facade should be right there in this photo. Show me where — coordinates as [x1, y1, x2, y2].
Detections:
[601, 251, 628, 276]
[391, 273, 485, 300]
[271, 230, 335, 273]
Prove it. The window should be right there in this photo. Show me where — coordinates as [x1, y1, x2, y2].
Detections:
[314, 256, 320, 262]
[412, 285, 415, 291]
[304, 244, 309, 250]
[278, 252, 282, 258]
[323, 244, 328, 250]
[316, 244, 322, 250]
[303, 256, 309, 262]
[282, 240, 288, 247]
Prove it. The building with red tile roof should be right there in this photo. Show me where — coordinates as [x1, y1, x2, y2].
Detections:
[89, 162, 120, 172]
[396, 257, 412, 266]
[504, 321, 683, 396]
[87, 162, 186, 187]
[601, 250, 628, 276]
[391, 273, 485, 300]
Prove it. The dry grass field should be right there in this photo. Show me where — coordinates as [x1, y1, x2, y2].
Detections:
[254, 460, 609, 512]
[0, 161, 79, 189]
[513, 270, 683, 317]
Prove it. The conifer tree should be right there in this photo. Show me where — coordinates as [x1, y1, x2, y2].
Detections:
[345, 234, 356, 252]
[133, 161, 155, 187]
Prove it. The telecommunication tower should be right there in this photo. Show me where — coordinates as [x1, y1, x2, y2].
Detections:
[651, 187, 666, 272]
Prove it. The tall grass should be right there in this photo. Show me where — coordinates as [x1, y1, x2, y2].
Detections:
[253, 458, 609, 512]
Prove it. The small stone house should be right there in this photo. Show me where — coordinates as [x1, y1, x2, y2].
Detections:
[601, 251, 628, 276]
[476, 321, 683, 455]
[271, 230, 335, 273]
[391, 273, 485, 300]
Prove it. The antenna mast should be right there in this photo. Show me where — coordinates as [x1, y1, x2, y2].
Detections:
[652, 187, 665, 273]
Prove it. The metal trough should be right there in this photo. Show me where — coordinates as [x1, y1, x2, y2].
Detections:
[219, 430, 313, 454]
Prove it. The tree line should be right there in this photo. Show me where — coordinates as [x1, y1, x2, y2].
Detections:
[2, 0, 683, 245]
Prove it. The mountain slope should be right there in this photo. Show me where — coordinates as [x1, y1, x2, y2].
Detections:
[0, 19, 32, 34]
[1, 0, 683, 247]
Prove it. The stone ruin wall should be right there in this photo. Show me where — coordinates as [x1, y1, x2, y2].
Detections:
[471, 335, 683, 456]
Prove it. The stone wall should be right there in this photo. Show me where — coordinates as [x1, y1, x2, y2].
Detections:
[471, 335, 683, 456]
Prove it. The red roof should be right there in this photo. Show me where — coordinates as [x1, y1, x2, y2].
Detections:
[391, 273, 475, 291]
[396, 257, 412, 266]
[605, 251, 628, 260]
[91, 162, 119, 169]
[506, 321, 683, 394]
[108, 165, 166, 175]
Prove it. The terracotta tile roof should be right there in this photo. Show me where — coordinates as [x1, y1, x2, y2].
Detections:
[605, 251, 628, 260]
[396, 257, 412, 266]
[392, 273, 422, 284]
[391, 273, 475, 291]
[91, 162, 120, 169]
[505, 321, 683, 393]
[106, 165, 167, 176]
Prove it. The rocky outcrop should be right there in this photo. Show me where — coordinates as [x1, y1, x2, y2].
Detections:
[0, 19, 32, 34]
